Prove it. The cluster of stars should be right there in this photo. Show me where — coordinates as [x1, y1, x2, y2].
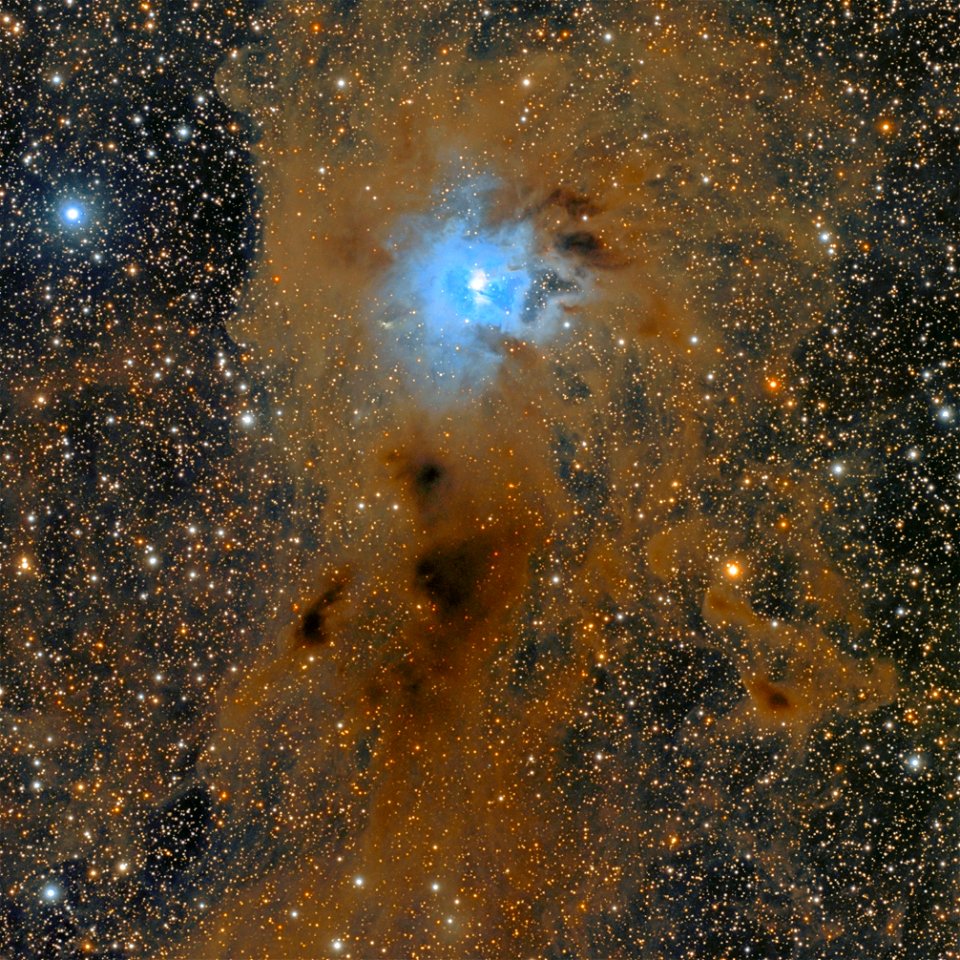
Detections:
[1, 0, 959, 958]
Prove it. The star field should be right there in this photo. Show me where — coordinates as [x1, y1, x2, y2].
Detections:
[1, 1, 959, 958]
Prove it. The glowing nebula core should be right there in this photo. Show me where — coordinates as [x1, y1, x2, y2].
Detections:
[381, 182, 580, 391]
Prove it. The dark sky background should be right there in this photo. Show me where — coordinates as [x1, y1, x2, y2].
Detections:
[1, 1, 959, 958]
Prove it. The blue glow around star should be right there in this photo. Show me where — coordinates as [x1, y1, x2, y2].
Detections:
[381, 181, 580, 393]
[60, 202, 84, 225]
[41, 883, 62, 903]
[414, 222, 536, 337]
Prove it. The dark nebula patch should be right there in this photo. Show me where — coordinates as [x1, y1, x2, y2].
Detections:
[414, 538, 488, 617]
[142, 785, 213, 883]
[748, 677, 796, 717]
[299, 576, 348, 644]
[414, 461, 444, 494]
[556, 230, 601, 254]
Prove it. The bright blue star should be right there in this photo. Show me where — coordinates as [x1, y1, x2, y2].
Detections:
[41, 883, 62, 903]
[61, 203, 83, 225]
[905, 752, 926, 773]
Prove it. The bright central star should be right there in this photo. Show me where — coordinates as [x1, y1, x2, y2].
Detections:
[467, 268, 489, 294]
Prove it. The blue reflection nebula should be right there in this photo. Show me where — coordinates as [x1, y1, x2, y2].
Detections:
[414, 221, 535, 338]
[382, 182, 579, 392]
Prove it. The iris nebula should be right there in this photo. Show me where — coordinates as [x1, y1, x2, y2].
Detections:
[382, 181, 581, 391]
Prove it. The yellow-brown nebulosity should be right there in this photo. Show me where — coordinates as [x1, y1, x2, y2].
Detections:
[184, 2, 901, 956]
[702, 579, 896, 744]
